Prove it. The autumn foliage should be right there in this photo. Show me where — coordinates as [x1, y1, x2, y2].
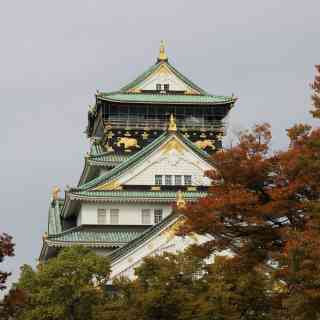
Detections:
[3, 66, 320, 320]
[176, 65, 320, 319]
[0, 233, 14, 291]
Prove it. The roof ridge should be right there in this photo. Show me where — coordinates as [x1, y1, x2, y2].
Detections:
[165, 61, 208, 95]
[119, 63, 159, 93]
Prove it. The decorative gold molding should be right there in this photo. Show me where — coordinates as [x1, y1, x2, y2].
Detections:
[187, 186, 197, 192]
[127, 88, 142, 93]
[151, 186, 161, 191]
[163, 218, 185, 240]
[94, 180, 123, 191]
[160, 137, 185, 154]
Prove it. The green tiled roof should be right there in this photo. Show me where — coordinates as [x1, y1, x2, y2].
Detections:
[119, 61, 208, 95]
[98, 92, 234, 105]
[48, 200, 63, 235]
[46, 227, 144, 247]
[90, 143, 105, 156]
[89, 143, 129, 166]
[70, 190, 207, 203]
[88, 154, 129, 166]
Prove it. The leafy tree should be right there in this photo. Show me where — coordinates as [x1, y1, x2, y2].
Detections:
[0, 233, 14, 291]
[177, 65, 320, 319]
[98, 252, 203, 320]
[14, 246, 110, 320]
[98, 251, 272, 320]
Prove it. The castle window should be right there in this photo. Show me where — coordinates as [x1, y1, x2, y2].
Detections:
[164, 83, 170, 91]
[155, 175, 163, 185]
[110, 209, 119, 224]
[165, 175, 172, 185]
[174, 175, 182, 185]
[184, 175, 192, 185]
[154, 209, 163, 224]
[156, 83, 162, 91]
[141, 209, 151, 225]
[97, 208, 106, 224]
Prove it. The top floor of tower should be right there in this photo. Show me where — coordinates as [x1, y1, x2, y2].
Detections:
[86, 42, 237, 154]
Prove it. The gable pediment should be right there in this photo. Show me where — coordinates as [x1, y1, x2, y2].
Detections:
[110, 215, 212, 280]
[93, 135, 213, 191]
[127, 63, 200, 94]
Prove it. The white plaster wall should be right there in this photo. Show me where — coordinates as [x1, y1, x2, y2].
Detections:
[125, 150, 211, 186]
[139, 71, 191, 92]
[78, 202, 172, 226]
[110, 218, 212, 280]
[118, 137, 213, 187]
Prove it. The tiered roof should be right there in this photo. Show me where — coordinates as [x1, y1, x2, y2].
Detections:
[40, 43, 231, 262]
[98, 92, 234, 105]
[95, 42, 236, 106]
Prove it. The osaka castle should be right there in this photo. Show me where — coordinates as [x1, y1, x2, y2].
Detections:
[39, 42, 237, 280]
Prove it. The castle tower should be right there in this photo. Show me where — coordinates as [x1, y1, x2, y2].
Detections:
[40, 43, 236, 280]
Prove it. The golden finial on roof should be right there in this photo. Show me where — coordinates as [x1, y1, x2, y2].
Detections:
[168, 113, 177, 132]
[158, 40, 168, 62]
[176, 190, 186, 209]
[52, 186, 61, 201]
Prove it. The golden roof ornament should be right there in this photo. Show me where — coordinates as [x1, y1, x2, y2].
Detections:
[176, 190, 186, 209]
[52, 186, 61, 201]
[168, 113, 177, 132]
[158, 40, 168, 62]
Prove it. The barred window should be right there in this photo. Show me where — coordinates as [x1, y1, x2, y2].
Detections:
[165, 175, 172, 186]
[164, 84, 170, 91]
[155, 175, 163, 185]
[156, 83, 162, 91]
[154, 209, 163, 224]
[110, 209, 119, 224]
[141, 209, 151, 225]
[97, 208, 106, 225]
[184, 175, 192, 185]
[174, 175, 182, 185]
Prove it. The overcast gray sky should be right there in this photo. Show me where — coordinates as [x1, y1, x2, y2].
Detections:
[1, 0, 319, 290]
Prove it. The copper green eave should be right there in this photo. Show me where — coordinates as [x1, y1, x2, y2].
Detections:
[45, 227, 144, 248]
[78, 142, 130, 186]
[98, 92, 235, 105]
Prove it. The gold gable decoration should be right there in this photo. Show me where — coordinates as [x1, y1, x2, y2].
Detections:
[94, 180, 123, 191]
[160, 136, 185, 154]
